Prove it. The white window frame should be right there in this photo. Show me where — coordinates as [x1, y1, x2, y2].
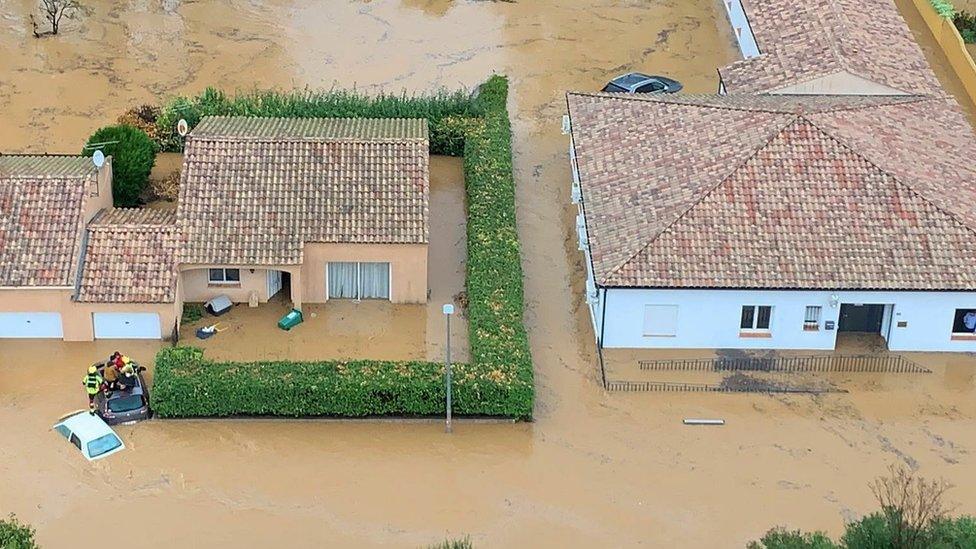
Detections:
[326, 261, 392, 301]
[208, 268, 241, 285]
[740, 305, 773, 332]
[643, 305, 678, 337]
[951, 307, 976, 337]
[804, 306, 822, 331]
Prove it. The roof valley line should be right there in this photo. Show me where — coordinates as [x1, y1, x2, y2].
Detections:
[567, 0, 976, 353]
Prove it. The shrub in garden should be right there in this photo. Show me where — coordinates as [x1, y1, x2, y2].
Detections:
[930, 0, 955, 19]
[954, 11, 976, 43]
[0, 514, 38, 549]
[82, 125, 156, 207]
[180, 303, 203, 324]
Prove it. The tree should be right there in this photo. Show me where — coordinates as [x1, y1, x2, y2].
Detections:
[82, 125, 157, 207]
[749, 466, 973, 549]
[31, 0, 83, 36]
[868, 464, 953, 548]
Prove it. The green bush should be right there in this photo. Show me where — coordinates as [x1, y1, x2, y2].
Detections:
[748, 528, 838, 549]
[953, 10, 976, 42]
[427, 537, 472, 549]
[181, 303, 204, 324]
[155, 86, 483, 155]
[931, 0, 956, 18]
[0, 514, 38, 549]
[750, 513, 976, 548]
[82, 125, 156, 207]
[151, 75, 533, 420]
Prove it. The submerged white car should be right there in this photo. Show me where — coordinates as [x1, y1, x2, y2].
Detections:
[53, 411, 125, 461]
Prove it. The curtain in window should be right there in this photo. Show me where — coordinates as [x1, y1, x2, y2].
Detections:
[359, 262, 390, 299]
[328, 262, 358, 299]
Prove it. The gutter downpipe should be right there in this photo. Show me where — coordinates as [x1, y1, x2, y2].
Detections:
[597, 287, 608, 389]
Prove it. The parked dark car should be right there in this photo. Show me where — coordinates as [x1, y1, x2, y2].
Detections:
[602, 72, 683, 94]
[94, 363, 151, 425]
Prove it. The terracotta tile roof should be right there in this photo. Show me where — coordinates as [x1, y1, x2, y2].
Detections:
[567, 92, 976, 290]
[177, 117, 430, 265]
[77, 208, 179, 303]
[0, 155, 95, 287]
[718, 0, 942, 95]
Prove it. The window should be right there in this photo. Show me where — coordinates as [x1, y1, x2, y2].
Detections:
[69, 433, 82, 451]
[951, 308, 976, 335]
[643, 305, 678, 337]
[804, 306, 822, 331]
[55, 425, 71, 440]
[740, 305, 772, 330]
[208, 268, 241, 284]
[636, 81, 666, 93]
[327, 262, 391, 300]
[87, 434, 123, 458]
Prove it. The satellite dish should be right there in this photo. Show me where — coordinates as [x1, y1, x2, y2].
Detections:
[177, 119, 189, 137]
[92, 150, 105, 169]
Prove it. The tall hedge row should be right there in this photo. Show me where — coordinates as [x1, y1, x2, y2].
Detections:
[155, 86, 483, 155]
[152, 75, 533, 419]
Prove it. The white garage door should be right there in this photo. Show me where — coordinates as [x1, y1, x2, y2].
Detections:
[0, 312, 64, 338]
[93, 313, 161, 339]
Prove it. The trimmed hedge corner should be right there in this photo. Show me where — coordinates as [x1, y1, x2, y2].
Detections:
[152, 75, 533, 420]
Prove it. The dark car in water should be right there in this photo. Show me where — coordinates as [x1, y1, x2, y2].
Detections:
[94, 363, 151, 425]
[602, 72, 683, 94]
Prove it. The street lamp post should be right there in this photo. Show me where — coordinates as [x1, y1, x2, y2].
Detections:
[443, 303, 454, 433]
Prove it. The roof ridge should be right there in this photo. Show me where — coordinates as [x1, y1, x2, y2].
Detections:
[599, 114, 803, 285]
[799, 114, 976, 238]
[567, 92, 797, 115]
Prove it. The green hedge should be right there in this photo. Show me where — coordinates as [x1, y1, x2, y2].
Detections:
[155, 87, 483, 155]
[152, 76, 533, 419]
[0, 514, 38, 549]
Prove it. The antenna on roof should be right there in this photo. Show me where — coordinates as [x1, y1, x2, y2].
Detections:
[92, 150, 106, 169]
[177, 119, 189, 137]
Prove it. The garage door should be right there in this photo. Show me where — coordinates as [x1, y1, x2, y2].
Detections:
[92, 313, 161, 339]
[0, 312, 64, 338]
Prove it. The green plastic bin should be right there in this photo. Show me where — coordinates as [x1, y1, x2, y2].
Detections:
[277, 309, 303, 331]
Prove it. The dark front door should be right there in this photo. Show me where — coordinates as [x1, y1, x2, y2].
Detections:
[838, 304, 885, 333]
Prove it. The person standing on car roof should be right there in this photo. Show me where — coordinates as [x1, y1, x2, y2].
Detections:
[82, 365, 104, 414]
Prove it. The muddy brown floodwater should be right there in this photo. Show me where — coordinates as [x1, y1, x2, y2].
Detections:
[2, 1, 976, 548]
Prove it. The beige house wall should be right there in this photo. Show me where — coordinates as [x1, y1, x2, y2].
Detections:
[0, 287, 178, 342]
[81, 158, 114, 223]
[178, 243, 427, 309]
[770, 71, 909, 95]
[180, 266, 273, 304]
[302, 242, 428, 304]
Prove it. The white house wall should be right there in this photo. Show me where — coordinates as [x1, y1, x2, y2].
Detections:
[721, 0, 760, 59]
[570, 136, 604, 339]
[600, 288, 976, 352]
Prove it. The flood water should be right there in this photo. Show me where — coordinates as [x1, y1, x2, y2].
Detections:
[2, 1, 976, 547]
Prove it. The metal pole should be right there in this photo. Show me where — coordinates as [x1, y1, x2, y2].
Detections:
[443, 303, 454, 433]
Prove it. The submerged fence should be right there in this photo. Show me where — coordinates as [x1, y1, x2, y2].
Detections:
[638, 354, 930, 374]
[604, 380, 846, 394]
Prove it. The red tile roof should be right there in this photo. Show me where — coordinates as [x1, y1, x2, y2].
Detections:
[177, 117, 430, 265]
[0, 156, 96, 287]
[77, 209, 179, 303]
[567, 92, 976, 290]
[718, 0, 942, 95]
